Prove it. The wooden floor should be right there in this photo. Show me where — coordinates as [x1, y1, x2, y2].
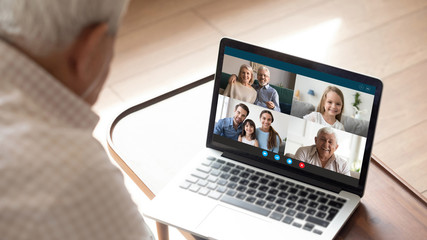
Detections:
[94, 0, 427, 206]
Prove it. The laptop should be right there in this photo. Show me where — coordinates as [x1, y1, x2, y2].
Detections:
[143, 37, 383, 240]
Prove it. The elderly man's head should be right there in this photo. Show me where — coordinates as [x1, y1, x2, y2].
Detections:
[315, 127, 339, 161]
[0, 0, 130, 105]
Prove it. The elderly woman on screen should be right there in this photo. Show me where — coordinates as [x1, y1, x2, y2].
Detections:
[223, 64, 257, 103]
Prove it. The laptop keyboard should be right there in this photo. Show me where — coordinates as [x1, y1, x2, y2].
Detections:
[180, 156, 347, 235]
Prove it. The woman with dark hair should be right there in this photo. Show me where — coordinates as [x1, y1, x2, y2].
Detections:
[256, 110, 281, 153]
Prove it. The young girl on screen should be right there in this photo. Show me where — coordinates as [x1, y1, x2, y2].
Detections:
[238, 119, 259, 147]
[304, 86, 345, 130]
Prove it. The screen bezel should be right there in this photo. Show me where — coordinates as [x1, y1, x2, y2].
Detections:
[206, 37, 383, 197]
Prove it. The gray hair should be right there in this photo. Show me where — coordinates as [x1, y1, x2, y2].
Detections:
[317, 127, 338, 143]
[0, 0, 130, 56]
[257, 66, 270, 77]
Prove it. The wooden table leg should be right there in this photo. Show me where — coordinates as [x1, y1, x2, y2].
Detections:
[156, 222, 169, 240]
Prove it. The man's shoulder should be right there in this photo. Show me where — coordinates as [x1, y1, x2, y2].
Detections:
[334, 155, 348, 165]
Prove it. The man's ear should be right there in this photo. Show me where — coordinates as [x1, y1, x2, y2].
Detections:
[68, 23, 109, 79]
[314, 137, 317, 144]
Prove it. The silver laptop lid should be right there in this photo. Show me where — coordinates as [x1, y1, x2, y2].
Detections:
[207, 38, 383, 197]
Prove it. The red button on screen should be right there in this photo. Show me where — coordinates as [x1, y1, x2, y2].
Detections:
[299, 162, 305, 168]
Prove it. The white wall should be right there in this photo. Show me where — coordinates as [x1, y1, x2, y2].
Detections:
[293, 75, 374, 121]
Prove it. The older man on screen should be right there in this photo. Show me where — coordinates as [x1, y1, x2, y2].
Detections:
[295, 127, 350, 176]
[253, 66, 281, 112]
[0, 0, 154, 239]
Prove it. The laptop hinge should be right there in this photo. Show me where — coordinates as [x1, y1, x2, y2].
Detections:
[222, 152, 342, 193]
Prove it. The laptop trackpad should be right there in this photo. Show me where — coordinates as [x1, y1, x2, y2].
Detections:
[196, 205, 271, 240]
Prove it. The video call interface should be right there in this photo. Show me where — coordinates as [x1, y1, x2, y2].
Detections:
[212, 46, 376, 185]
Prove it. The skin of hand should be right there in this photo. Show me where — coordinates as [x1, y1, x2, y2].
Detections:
[228, 74, 237, 84]
[266, 101, 275, 109]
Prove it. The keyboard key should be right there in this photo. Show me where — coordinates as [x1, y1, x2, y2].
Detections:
[217, 186, 227, 193]
[285, 202, 296, 209]
[296, 212, 307, 220]
[282, 216, 294, 224]
[316, 211, 327, 219]
[292, 222, 302, 228]
[258, 185, 269, 192]
[288, 195, 298, 202]
[221, 166, 231, 172]
[229, 176, 240, 182]
[236, 165, 245, 170]
[305, 208, 316, 215]
[326, 194, 336, 200]
[226, 162, 235, 167]
[307, 194, 318, 201]
[239, 172, 250, 178]
[256, 192, 266, 199]
[275, 198, 286, 205]
[308, 201, 319, 208]
[313, 229, 323, 235]
[211, 162, 222, 169]
[288, 188, 298, 194]
[337, 197, 347, 203]
[268, 189, 278, 195]
[303, 223, 315, 231]
[306, 216, 329, 228]
[276, 206, 286, 213]
[236, 185, 247, 192]
[298, 191, 308, 197]
[189, 185, 200, 192]
[278, 184, 288, 191]
[297, 198, 308, 205]
[246, 189, 256, 195]
[180, 181, 191, 189]
[328, 200, 344, 209]
[216, 159, 225, 164]
[246, 196, 256, 203]
[266, 195, 276, 202]
[239, 179, 250, 186]
[278, 192, 289, 198]
[259, 178, 269, 184]
[236, 193, 246, 200]
[318, 205, 329, 212]
[217, 179, 227, 186]
[220, 195, 271, 217]
[226, 190, 236, 196]
[255, 199, 266, 207]
[220, 173, 230, 180]
[286, 209, 296, 216]
[266, 203, 276, 210]
[270, 212, 284, 221]
[197, 165, 211, 173]
[318, 197, 328, 204]
[285, 181, 295, 186]
[295, 205, 306, 212]
[227, 182, 237, 189]
[268, 181, 279, 188]
[248, 182, 259, 188]
[249, 175, 260, 181]
[198, 188, 210, 196]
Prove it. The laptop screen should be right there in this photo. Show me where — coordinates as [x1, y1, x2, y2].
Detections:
[207, 38, 382, 195]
